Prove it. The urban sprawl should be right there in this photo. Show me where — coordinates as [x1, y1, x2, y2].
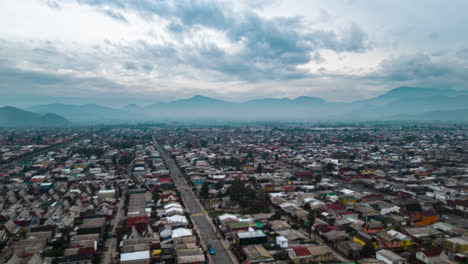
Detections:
[0, 124, 467, 264]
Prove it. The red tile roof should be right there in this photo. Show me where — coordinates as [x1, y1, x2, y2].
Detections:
[292, 246, 311, 257]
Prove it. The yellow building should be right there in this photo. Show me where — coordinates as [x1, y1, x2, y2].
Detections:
[353, 236, 378, 249]
[442, 237, 468, 253]
[341, 196, 357, 204]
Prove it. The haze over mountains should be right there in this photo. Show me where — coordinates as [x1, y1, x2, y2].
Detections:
[1, 87, 467, 126]
[0, 106, 69, 127]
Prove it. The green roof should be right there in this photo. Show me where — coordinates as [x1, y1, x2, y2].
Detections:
[256, 222, 263, 228]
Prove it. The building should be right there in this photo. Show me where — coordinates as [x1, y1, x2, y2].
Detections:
[242, 245, 274, 263]
[376, 249, 407, 264]
[287, 246, 334, 264]
[442, 237, 468, 253]
[120, 251, 151, 264]
[236, 230, 267, 246]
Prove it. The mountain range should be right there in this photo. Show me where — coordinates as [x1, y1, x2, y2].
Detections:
[0, 106, 69, 127]
[1, 87, 467, 126]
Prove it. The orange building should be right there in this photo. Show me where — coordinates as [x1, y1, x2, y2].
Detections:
[362, 221, 384, 234]
[377, 232, 400, 250]
[413, 211, 437, 226]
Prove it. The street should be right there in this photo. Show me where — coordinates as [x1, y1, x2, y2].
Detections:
[153, 136, 233, 264]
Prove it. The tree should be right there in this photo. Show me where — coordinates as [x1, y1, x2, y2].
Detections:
[185, 142, 193, 149]
[118, 155, 133, 166]
[360, 242, 375, 258]
[269, 211, 282, 220]
[152, 189, 160, 202]
[200, 182, 210, 198]
[248, 176, 257, 185]
[227, 180, 256, 208]
[306, 212, 315, 235]
[326, 163, 335, 172]
[315, 175, 322, 186]
[214, 182, 224, 190]
[256, 164, 263, 174]
[200, 140, 208, 148]
[304, 202, 311, 210]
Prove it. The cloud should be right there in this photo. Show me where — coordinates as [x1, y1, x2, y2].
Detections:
[360, 53, 468, 91]
[456, 47, 468, 60]
[379, 54, 451, 82]
[100, 8, 128, 23]
[73, 0, 370, 81]
[428, 32, 439, 40]
[45, 0, 61, 9]
[4, 0, 467, 105]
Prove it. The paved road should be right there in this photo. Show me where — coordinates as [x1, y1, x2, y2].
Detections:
[153, 137, 233, 264]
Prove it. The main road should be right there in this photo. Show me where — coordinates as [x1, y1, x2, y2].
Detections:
[153, 136, 233, 264]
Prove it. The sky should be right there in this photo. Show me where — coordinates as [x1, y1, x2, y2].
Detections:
[1, 0, 467, 107]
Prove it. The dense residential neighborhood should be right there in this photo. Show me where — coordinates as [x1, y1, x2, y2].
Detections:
[0, 124, 467, 263]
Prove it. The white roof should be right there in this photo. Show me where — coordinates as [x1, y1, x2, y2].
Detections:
[168, 215, 188, 224]
[121, 251, 150, 262]
[218, 214, 238, 221]
[341, 188, 355, 194]
[164, 202, 182, 209]
[237, 230, 266, 239]
[172, 228, 193, 238]
[387, 230, 409, 240]
[165, 207, 184, 214]
[269, 192, 286, 198]
[98, 190, 115, 194]
[277, 236, 288, 241]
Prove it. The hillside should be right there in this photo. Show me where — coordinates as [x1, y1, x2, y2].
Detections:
[23, 87, 468, 123]
[0, 106, 69, 127]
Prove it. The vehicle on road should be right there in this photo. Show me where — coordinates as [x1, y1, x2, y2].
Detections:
[208, 244, 215, 255]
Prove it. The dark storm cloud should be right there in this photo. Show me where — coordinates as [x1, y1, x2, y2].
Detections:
[76, 0, 370, 81]
[378, 54, 451, 82]
[359, 53, 468, 90]
[0, 61, 127, 97]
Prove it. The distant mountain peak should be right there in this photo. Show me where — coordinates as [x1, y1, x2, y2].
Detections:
[188, 95, 217, 101]
[0, 106, 69, 127]
[294, 96, 326, 103]
[175, 95, 225, 104]
[0, 105, 21, 111]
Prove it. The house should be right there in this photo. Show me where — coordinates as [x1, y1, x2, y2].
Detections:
[276, 236, 288, 248]
[337, 240, 363, 259]
[60, 254, 93, 264]
[242, 245, 275, 263]
[377, 231, 401, 250]
[228, 222, 250, 233]
[175, 248, 206, 264]
[416, 248, 451, 264]
[404, 227, 443, 245]
[287, 246, 334, 264]
[442, 237, 468, 253]
[354, 231, 378, 249]
[362, 221, 384, 234]
[236, 230, 267, 246]
[340, 196, 357, 205]
[375, 229, 413, 251]
[120, 251, 150, 264]
[412, 211, 437, 227]
[376, 249, 407, 264]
